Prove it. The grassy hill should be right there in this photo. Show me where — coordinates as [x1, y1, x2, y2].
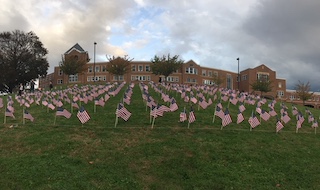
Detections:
[0, 83, 320, 189]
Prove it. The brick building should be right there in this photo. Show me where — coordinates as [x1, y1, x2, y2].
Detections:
[39, 43, 286, 99]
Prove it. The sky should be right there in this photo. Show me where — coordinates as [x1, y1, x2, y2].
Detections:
[1, 0, 320, 90]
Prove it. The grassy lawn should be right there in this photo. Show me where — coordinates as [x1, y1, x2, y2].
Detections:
[1, 83, 320, 189]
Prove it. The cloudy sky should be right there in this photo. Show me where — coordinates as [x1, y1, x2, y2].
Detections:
[1, 0, 320, 90]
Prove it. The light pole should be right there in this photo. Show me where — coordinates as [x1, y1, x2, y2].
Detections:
[93, 42, 97, 82]
[237, 57, 240, 90]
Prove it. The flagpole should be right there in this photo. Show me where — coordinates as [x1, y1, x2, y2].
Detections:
[22, 107, 25, 125]
[315, 127, 317, 135]
[212, 103, 217, 123]
[187, 120, 190, 129]
[151, 116, 156, 129]
[4, 106, 6, 124]
[250, 110, 253, 131]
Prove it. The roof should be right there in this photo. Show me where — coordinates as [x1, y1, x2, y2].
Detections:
[64, 43, 86, 54]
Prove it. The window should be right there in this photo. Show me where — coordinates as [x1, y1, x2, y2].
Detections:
[69, 74, 78, 82]
[88, 66, 93, 73]
[185, 67, 198, 74]
[102, 66, 107, 72]
[226, 74, 232, 89]
[87, 77, 92, 82]
[166, 76, 175, 82]
[113, 75, 123, 81]
[57, 79, 63, 84]
[208, 71, 213, 77]
[278, 91, 284, 97]
[138, 65, 143, 72]
[278, 82, 282, 88]
[147, 76, 150, 81]
[59, 70, 63, 76]
[145, 65, 150, 72]
[187, 78, 196, 83]
[202, 70, 206, 76]
[95, 66, 100, 73]
[203, 80, 214, 85]
[175, 77, 179, 82]
[213, 71, 218, 77]
[132, 65, 136, 71]
[242, 74, 248, 81]
[257, 72, 269, 81]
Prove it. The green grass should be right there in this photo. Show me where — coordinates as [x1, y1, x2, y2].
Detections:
[1, 83, 320, 189]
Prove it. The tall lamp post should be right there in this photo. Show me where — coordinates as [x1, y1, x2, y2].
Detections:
[93, 42, 97, 82]
[237, 57, 240, 90]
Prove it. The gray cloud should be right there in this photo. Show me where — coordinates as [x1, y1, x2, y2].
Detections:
[241, 0, 320, 90]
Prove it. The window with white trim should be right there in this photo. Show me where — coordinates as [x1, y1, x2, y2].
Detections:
[69, 74, 78, 82]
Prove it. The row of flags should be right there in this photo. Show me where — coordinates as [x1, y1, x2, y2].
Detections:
[1, 82, 320, 132]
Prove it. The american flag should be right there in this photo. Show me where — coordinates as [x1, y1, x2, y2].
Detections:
[116, 103, 132, 121]
[281, 112, 291, 124]
[24, 110, 34, 122]
[292, 106, 298, 115]
[269, 108, 277, 117]
[123, 94, 131, 105]
[5, 108, 15, 119]
[190, 96, 197, 104]
[229, 96, 238, 105]
[222, 108, 232, 127]
[239, 103, 246, 113]
[188, 107, 196, 123]
[198, 97, 208, 109]
[72, 101, 79, 109]
[179, 109, 187, 122]
[47, 102, 55, 110]
[237, 110, 245, 124]
[248, 112, 260, 129]
[308, 114, 314, 123]
[169, 99, 179, 112]
[276, 118, 284, 133]
[296, 120, 302, 129]
[56, 107, 72, 119]
[260, 109, 271, 121]
[95, 97, 105, 107]
[256, 106, 262, 115]
[77, 106, 90, 124]
[150, 105, 158, 118]
[297, 112, 305, 125]
[215, 106, 225, 119]
[312, 120, 318, 128]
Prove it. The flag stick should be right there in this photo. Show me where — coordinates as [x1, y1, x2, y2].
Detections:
[315, 127, 317, 135]
[114, 115, 118, 127]
[71, 103, 73, 113]
[220, 124, 223, 130]
[4, 108, 6, 124]
[188, 121, 190, 129]
[151, 116, 156, 129]
[198, 103, 200, 111]
[94, 102, 96, 113]
[296, 127, 299, 133]
[47, 106, 49, 113]
[22, 107, 25, 125]
[212, 104, 217, 123]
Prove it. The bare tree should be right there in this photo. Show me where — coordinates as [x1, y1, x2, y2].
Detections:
[295, 81, 313, 105]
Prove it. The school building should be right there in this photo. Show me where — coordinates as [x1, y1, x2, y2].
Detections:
[40, 43, 320, 107]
